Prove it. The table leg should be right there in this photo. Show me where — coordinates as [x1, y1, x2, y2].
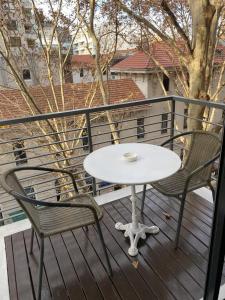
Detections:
[115, 185, 159, 256]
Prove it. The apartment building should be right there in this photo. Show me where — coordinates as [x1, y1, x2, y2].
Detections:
[0, 0, 72, 88]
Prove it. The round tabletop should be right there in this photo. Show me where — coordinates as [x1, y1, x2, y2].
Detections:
[83, 143, 181, 185]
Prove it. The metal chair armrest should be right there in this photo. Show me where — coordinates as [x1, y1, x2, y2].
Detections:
[10, 166, 79, 193]
[161, 131, 194, 147]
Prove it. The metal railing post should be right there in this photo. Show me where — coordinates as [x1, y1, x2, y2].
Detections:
[86, 112, 97, 196]
[170, 99, 175, 150]
[203, 120, 225, 300]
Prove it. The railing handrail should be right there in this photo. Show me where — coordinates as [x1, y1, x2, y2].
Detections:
[1, 95, 224, 126]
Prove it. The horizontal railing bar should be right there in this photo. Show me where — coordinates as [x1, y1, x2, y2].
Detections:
[174, 112, 223, 127]
[0, 143, 86, 160]
[92, 127, 171, 147]
[0, 97, 171, 126]
[0, 151, 87, 168]
[0, 134, 88, 152]
[0, 125, 87, 146]
[91, 119, 171, 138]
[138, 134, 171, 144]
[1, 95, 224, 127]
[90, 111, 171, 129]
[173, 96, 225, 110]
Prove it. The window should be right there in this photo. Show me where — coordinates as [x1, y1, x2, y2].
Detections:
[9, 37, 21, 47]
[13, 140, 27, 165]
[22, 69, 31, 80]
[82, 128, 89, 150]
[85, 172, 93, 192]
[7, 20, 17, 31]
[55, 179, 61, 201]
[9, 210, 26, 222]
[23, 8, 32, 18]
[216, 49, 223, 57]
[137, 118, 145, 139]
[179, 148, 184, 162]
[80, 68, 84, 77]
[163, 74, 170, 91]
[183, 107, 188, 129]
[161, 113, 168, 134]
[24, 186, 35, 199]
[111, 123, 119, 144]
[27, 39, 35, 48]
[24, 24, 32, 33]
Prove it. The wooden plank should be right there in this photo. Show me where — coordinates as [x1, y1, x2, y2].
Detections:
[72, 227, 120, 300]
[87, 223, 157, 299]
[143, 191, 209, 254]
[62, 230, 103, 300]
[152, 191, 212, 243]
[4, 236, 18, 300]
[134, 196, 206, 286]
[145, 191, 225, 277]
[23, 229, 51, 300]
[111, 199, 199, 300]
[40, 237, 68, 300]
[6, 190, 224, 300]
[151, 190, 212, 227]
[150, 189, 212, 234]
[149, 190, 212, 237]
[102, 206, 175, 300]
[11, 232, 34, 300]
[50, 234, 86, 300]
[138, 192, 209, 273]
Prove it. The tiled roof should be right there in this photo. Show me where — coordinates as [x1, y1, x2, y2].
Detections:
[71, 49, 136, 68]
[111, 42, 225, 71]
[0, 79, 145, 120]
[71, 55, 95, 67]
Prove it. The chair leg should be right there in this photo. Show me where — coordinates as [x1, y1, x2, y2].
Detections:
[37, 237, 44, 300]
[141, 184, 147, 214]
[30, 227, 34, 254]
[96, 221, 112, 276]
[208, 182, 216, 202]
[175, 195, 186, 249]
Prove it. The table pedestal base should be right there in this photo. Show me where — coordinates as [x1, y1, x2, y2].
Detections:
[115, 222, 159, 256]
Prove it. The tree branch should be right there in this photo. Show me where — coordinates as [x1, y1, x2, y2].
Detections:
[161, 0, 192, 54]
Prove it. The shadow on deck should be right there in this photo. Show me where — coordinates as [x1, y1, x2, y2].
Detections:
[5, 189, 223, 300]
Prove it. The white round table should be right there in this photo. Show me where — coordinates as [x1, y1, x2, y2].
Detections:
[84, 143, 181, 256]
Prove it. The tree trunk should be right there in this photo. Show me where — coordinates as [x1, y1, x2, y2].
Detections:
[187, 0, 222, 130]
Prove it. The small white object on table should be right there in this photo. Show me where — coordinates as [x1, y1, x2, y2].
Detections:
[83, 143, 181, 256]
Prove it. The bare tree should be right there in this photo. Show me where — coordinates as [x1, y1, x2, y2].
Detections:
[114, 0, 225, 131]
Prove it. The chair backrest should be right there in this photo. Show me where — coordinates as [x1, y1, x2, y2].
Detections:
[184, 131, 221, 180]
[0, 169, 40, 230]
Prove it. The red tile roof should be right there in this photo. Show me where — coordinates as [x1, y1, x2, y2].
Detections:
[71, 49, 137, 68]
[71, 55, 95, 67]
[0, 79, 145, 120]
[111, 42, 225, 71]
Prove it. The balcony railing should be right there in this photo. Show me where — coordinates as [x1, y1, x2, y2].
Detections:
[2, 95, 225, 300]
[0, 95, 224, 225]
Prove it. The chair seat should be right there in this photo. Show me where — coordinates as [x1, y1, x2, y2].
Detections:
[151, 168, 208, 197]
[38, 195, 102, 236]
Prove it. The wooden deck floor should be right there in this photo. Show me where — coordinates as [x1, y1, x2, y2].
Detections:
[5, 189, 224, 300]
